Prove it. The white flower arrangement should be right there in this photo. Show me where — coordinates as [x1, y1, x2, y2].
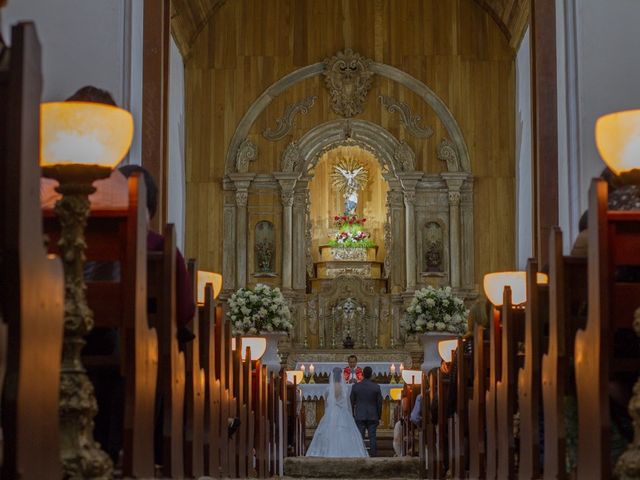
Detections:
[227, 283, 293, 335]
[402, 286, 469, 335]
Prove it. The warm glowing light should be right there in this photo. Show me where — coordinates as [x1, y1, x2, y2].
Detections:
[40, 102, 133, 167]
[309, 364, 315, 375]
[300, 364, 306, 373]
[286, 370, 304, 384]
[399, 363, 404, 373]
[483, 271, 549, 306]
[390, 388, 403, 401]
[390, 364, 396, 374]
[197, 270, 223, 304]
[438, 339, 458, 363]
[596, 109, 640, 175]
[402, 369, 422, 385]
[231, 336, 266, 360]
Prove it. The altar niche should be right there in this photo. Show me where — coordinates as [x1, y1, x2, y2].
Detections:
[308, 145, 388, 268]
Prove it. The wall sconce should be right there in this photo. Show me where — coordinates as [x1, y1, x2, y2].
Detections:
[286, 370, 304, 385]
[483, 271, 548, 306]
[389, 387, 403, 401]
[596, 109, 640, 181]
[438, 339, 458, 363]
[40, 101, 134, 477]
[401, 369, 423, 385]
[196, 270, 223, 305]
[231, 336, 267, 361]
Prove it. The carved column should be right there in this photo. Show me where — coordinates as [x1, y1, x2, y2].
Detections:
[292, 178, 309, 291]
[442, 173, 467, 289]
[399, 172, 424, 292]
[222, 187, 237, 292]
[274, 173, 299, 291]
[228, 173, 255, 288]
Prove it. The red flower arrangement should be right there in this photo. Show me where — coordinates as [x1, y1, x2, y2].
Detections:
[333, 215, 367, 229]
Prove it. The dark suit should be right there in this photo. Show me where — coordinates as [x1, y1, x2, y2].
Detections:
[350, 378, 383, 456]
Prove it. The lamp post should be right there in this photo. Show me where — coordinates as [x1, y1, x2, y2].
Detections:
[41, 101, 133, 477]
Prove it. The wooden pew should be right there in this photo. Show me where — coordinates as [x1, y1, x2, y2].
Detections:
[185, 260, 205, 478]
[496, 287, 520, 479]
[517, 259, 547, 479]
[485, 303, 501, 479]
[147, 223, 185, 477]
[43, 172, 157, 477]
[468, 317, 488, 479]
[0, 22, 65, 480]
[436, 369, 449, 479]
[452, 338, 471, 479]
[574, 178, 640, 479]
[541, 228, 587, 479]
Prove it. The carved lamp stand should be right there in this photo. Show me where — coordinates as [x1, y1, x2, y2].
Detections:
[41, 102, 134, 478]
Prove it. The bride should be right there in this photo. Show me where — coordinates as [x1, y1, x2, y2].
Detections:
[305, 367, 368, 457]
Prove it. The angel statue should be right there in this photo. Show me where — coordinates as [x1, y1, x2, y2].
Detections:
[331, 156, 369, 215]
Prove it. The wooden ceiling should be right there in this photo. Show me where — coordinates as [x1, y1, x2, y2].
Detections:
[171, 0, 529, 59]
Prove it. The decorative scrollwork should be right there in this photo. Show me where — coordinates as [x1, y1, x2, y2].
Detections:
[323, 49, 374, 118]
[394, 141, 416, 172]
[281, 141, 302, 173]
[437, 138, 461, 172]
[235, 138, 258, 173]
[263, 96, 317, 141]
[379, 95, 434, 139]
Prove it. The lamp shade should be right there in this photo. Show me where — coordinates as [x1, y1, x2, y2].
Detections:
[438, 339, 458, 363]
[286, 370, 304, 385]
[41, 102, 133, 167]
[595, 109, 640, 175]
[401, 369, 422, 385]
[389, 387, 403, 401]
[232, 336, 267, 361]
[483, 271, 549, 306]
[196, 270, 223, 304]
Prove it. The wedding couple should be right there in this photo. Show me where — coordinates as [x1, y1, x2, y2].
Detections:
[306, 365, 382, 457]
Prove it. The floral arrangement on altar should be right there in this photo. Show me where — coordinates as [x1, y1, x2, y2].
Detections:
[328, 215, 375, 248]
[228, 283, 293, 335]
[402, 286, 469, 335]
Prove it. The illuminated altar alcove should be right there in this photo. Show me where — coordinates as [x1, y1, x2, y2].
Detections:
[308, 145, 389, 265]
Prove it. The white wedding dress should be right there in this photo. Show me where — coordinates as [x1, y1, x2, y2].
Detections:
[305, 368, 368, 458]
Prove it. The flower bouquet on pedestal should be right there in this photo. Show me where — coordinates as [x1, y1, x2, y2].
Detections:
[228, 283, 293, 372]
[328, 215, 375, 248]
[402, 286, 469, 372]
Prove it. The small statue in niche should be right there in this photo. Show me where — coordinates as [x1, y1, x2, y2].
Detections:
[425, 239, 443, 272]
[256, 239, 274, 273]
[424, 221, 443, 272]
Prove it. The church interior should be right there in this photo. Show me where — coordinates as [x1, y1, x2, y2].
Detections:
[1, 0, 639, 479]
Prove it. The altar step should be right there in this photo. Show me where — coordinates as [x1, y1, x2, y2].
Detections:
[283, 457, 422, 479]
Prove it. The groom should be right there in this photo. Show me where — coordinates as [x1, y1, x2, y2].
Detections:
[350, 366, 383, 456]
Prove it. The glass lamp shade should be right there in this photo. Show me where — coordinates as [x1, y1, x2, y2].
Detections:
[231, 336, 267, 361]
[40, 102, 133, 167]
[196, 271, 223, 304]
[401, 369, 423, 385]
[438, 339, 458, 363]
[595, 109, 640, 175]
[389, 387, 403, 401]
[286, 370, 304, 385]
[483, 271, 549, 306]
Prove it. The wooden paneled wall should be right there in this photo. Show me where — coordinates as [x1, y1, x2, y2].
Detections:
[184, 0, 516, 285]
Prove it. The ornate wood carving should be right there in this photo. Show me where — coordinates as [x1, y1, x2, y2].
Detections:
[235, 139, 258, 173]
[323, 49, 374, 118]
[263, 96, 317, 141]
[437, 138, 461, 172]
[281, 141, 303, 173]
[379, 95, 433, 139]
[394, 141, 416, 172]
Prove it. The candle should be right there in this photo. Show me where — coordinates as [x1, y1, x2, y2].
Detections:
[399, 363, 404, 373]
[390, 364, 396, 375]
[301, 364, 306, 374]
[309, 364, 315, 375]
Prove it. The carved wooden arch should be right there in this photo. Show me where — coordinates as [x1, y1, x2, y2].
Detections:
[294, 119, 414, 178]
[225, 59, 471, 174]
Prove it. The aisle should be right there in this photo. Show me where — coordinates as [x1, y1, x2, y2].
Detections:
[283, 457, 422, 479]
